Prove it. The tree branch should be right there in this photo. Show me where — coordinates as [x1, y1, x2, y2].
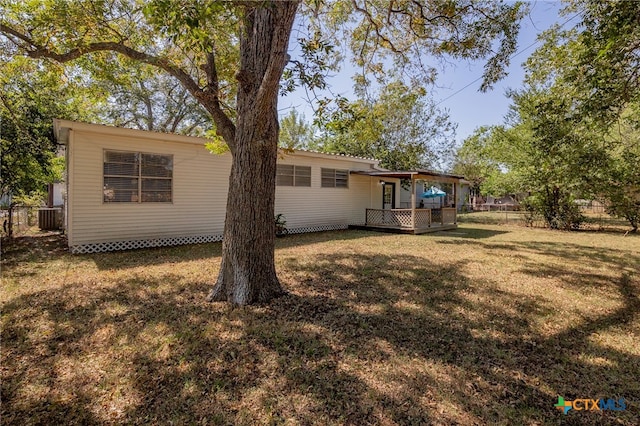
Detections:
[351, 0, 402, 54]
[0, 92, 32, 144]
[202, 49, 237, 150]
[1, 23, 237, 144]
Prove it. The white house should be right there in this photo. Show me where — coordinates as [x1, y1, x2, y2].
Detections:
[55, 120, 462, 253]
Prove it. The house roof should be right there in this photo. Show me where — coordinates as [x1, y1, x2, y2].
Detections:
[291, 149, 377, 162]
[54, 119, 210, 146]
[53, 119, 378, 166]
[351, 169, 464, 183]
[287, 149, 378, 164]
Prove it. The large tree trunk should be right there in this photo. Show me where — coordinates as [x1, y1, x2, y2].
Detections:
[207, 2, 298, 305]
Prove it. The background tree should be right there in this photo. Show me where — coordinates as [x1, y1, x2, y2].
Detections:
[452, 126, 507, 198]
[279, 108, 314, 149]
[94, 62, 212, 136]
[1, 0, 525, 304]
[599, 107, 640, 232]
[0, 58, 99, 199]
[451, 92, 607, 230]
[466, 87, 609, 229]
[507, 0, 640, 230]
[451, 0, 640, 231]
[0, 57, 98, 236]
[318, 81, 456, 171]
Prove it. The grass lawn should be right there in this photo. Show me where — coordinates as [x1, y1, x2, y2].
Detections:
[458, 210, 632, 232]
[2, 224, 639, 425]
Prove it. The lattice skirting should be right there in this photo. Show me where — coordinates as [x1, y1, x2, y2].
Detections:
[70, 234, 224, 254]
[70, 224, 349, 254]
[287, 224, 348, 235]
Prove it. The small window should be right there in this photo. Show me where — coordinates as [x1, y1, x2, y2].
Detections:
[277, 164, 311, 187]
[294, 166, 311, 187]
[104, 150, 173, 203]
[321, 168, 349, 188]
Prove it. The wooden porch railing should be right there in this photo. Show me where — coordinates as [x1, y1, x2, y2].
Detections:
[415, 209, 432, 228]
[442, 207, 457, 224]
[365, 208, 456, 229]
[366, 208, 413, 228]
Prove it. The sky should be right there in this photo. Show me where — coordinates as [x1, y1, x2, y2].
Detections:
[279, 1, 572, 146]
[433, 1, 567, 142]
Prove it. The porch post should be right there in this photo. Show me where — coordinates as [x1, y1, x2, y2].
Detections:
[411, 175, 416, 230]
[453, 180, 458, 210]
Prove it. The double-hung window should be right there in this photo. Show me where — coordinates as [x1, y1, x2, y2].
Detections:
[321, 168, 349, 188]
[103, 150, 173, 203]
[276, 164, 311, 187]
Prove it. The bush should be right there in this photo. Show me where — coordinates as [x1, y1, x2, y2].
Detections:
[604, 195, 639, 232]
[522, 191, 584, 230]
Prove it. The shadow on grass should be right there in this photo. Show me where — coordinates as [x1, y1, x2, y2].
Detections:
[1, 230, 378, 271]
[0, 227, 508, 274]
[3, 246, 639, 424]
[278, 253, 639, 424]
[426, 227, 511, 239]
[1, 233, 67, 263]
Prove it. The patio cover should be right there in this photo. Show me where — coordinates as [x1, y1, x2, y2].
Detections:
[350, 169, 464, 183]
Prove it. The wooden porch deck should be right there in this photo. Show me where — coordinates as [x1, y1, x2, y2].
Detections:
[350, 208, 458, 234]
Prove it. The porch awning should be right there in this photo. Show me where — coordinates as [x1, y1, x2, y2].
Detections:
[350, 169, 464, 183]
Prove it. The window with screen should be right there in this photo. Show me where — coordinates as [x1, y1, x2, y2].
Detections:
[276, 164, 311, 187]
[321, 168, 349, 188]
[103, 150, 173, 203]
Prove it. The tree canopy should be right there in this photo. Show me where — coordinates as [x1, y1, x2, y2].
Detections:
[93, 62, 212, 136]
[452, 126, 517, 197]
[317, 81, 456, 171]
[525, 0, 640, 125]
[279, 108, 314, 149]
[0, 57, 97, 201]
[452, 0, 640, 231]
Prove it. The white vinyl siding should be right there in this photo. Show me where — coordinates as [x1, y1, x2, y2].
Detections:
[62, 120, 381, 249]
[68, 129, 230, 246]
[276, 164, 311, 187]
[321, 168, 349, 188]
[275, 157, 372, 229]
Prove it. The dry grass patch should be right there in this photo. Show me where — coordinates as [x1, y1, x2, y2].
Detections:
[2, 225, 639, 425]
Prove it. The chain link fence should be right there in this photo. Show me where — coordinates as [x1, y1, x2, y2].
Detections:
[1, 206, 64, 238]
[457, 208, 630, 232]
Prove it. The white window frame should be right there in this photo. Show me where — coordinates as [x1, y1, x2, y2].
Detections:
[276, 164, 311, 187]
[321, 168, 349, 188]
[103, 150, 173, 203]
